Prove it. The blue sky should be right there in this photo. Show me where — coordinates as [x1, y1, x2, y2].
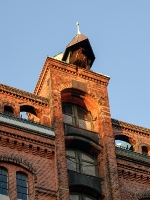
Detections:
[0, 1, 150, 128]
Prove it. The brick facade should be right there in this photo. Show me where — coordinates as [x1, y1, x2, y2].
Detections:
[0, 32, 150, 200]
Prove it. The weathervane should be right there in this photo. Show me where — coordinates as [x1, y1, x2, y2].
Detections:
[76, 22, 81, 34]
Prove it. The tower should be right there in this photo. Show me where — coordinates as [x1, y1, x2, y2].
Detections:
[33, 24, 121, 200]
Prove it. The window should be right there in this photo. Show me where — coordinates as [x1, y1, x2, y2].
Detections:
[0, 167, 8, 196]
[66, 149, 98, 177]
[142, 146, 148, 155]
[62, 103, 93, 130]
[70, 193, 97, 200]
[16, 172, 28, 200]
[4, 106, 13, 116]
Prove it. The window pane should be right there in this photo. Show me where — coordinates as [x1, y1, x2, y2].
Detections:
[77, 107, 88, 119]
[17, 172, 28, 200]
[82, 161, 96, 176]
[63, 114, 73, 125]
[21, 174, 27, 181]
[2, 189, 8, 195]
[66, 150, 75, 157]
[0, 175, 7, 182]
[17, 192, 22, 199]
[62, 104, 72, 115]
[81, 153, 94, 163]
[1, 169, 7, 176]
[78, 119, 91, 130]
[21, 180, 27, 187]
[67, 158, 77, 171]
[0, 168, 8, 196]
[70, 194, 79, 200]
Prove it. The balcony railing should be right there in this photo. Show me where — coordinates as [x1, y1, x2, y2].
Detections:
[64, 123, 99, 145]
[68, 170, 102, 194]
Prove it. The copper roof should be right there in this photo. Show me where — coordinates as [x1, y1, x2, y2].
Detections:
[66, 34, 88, 48]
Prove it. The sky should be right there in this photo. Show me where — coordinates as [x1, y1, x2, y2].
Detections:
[0, 1, 150, 128]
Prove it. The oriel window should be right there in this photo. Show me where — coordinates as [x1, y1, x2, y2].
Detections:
[66, 149, 98, 177]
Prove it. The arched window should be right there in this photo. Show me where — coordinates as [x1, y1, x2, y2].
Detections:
[62, 103, 93, 130]
[70, 193, 97, 200]
[66, 149, 98, 177]
[0, 167, 8, 196]
[115, 135, 133, 150]
[4, 106, 13, 115]
[16, 172, 28, 200]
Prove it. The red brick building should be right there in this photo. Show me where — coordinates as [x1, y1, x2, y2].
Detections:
[0, 30, 150, 200]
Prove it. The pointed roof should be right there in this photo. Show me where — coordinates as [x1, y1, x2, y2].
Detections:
[66, 33, 88, 48]
[62, 33, 95, 68]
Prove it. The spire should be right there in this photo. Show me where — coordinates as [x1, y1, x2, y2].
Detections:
[62, 23, 95, 69]
[76, 22, 81, 35]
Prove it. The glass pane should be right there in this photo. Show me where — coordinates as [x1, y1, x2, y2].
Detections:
[0, 175, 7, 182]
[17, 179, 22, 186]
[2, 189, 8, 195]
[62, 104, 72, 115]
[70, 194, 79, 200]
[1, 169, 7, 176]
[21, 174, 27, 181]
[21, 180, 27, 187]
[17, 173, 22, 180]
[63, 114, 73, 125]
[78, 119, 91, 130]
[66, 150, 75, 157]
[82, 161, 96, 176]
[77, 107, 88, 120]
[67, 158, 76, 171]
[81, 153, 94, 163]
[1, 182, 7, 189]
[23, 193, 28, 200]
[17, 192, 22, 199]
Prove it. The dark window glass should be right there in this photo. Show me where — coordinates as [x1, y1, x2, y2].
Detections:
[4, 106, 14, 115]
[62, 103, 93, 130]
[66, 150, 97, 177]
[16, 172, 28, 200]
[0, 167, 8, 196]
[142, 146, 148, 155]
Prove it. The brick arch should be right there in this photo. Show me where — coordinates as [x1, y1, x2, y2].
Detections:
[60, 84, 101, 106]
[3, 103, 15, 114]
[61, 87, 103, 133]
[61, 88, 100, 115]
[20, 104, 37, 116]
[0, 153, 36, 175]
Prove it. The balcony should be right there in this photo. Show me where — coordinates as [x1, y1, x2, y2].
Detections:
[68, 170, 102, 194]
[0, 112, 55, 138]
[64, 124, 99, 144]
[116, 146, 150, 166]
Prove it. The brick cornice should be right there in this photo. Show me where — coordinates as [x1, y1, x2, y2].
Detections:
[0, 83, 49, 106]
[34, 56, 110, 95]
[112, 118, 150, 136]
